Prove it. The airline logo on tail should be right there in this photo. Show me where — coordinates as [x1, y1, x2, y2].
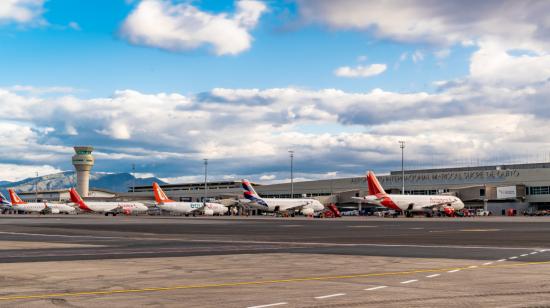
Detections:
[69, 188, 91, 211]
[8, 189, 26, 205]
[152, 182, 174, 204]
[0, 192, 11, 206]
[241, 179, 268, 207]
[367, 171, 387, 196]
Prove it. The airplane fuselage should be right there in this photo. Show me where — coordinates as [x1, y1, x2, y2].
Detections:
[365, 194, 464, 212]
[79, 202, 148, 214]
[157, 202, 227, 215]
[248, 198, 325, 213]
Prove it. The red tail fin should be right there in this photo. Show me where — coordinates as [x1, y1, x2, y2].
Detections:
[153, 182, 174, 203]
[8, 189, 26, 205]
[367, 171, 386, 195]
[69, 188, 90, 211]
[69, 188, 83, 204]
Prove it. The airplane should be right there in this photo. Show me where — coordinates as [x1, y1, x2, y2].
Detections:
[69, 188, 148, 216]
[0, 192, 12, 213]
[354, 171, 465, 217]
[152, 182, 228, 216]
[241, 179, 325, 216]
[8, 189, 76, 214]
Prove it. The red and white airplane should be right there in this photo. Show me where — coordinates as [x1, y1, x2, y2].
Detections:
[355, 171, 465, 217]
[69, 188, 148, 216]
[8, 189, 76, 214]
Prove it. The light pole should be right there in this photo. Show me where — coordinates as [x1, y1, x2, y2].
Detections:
[132, 163, 136, 193]
[289, 150, 294, 198]
[399, 141, 405, 195]
[203, 159, 208, 203]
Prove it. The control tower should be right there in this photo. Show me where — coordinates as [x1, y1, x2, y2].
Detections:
[72, 146, 94, 197]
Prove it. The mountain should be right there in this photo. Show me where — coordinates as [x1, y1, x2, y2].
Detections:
[0, 172, 166, 193]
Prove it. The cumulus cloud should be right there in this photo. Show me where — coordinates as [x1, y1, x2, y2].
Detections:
[0, 163, 63, 182]
[120, 0, 267, 55]
[297, 0, 550, 51]
[0, 0, 44, 24]
[1, 67, 549, 182]
[334, 64, 387, 78]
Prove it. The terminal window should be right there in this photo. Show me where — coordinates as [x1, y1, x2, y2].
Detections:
[528, 186, 550, 195]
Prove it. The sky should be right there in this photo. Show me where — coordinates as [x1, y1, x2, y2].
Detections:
[0, 0, 549, 183]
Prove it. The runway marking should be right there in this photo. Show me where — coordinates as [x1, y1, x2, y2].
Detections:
[1, 231, 547, 251]
[426, 274, 440, 278]
[400, 279, 418, 284]
[315, 293, 345, 299]
[520, 254, 529, 257]
[497, 259, 506, 262]
[365, 286, 387, 291]
[483, 262, 493, 265]
[447, 269, 460, 273]
[1, 261, 550, 302]
[530, 252, 538, 255]
[459, 229, 501, 232]
[247, 302, 287, 308]
[348, 226, 378, 228]
[468, 266, 478, 269]
[509, 256, 518, 259]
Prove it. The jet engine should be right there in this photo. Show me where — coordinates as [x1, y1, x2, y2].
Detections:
[203, 209, 214, 216]
[301, 208, 314, 216]
[443, 207, 456, 217]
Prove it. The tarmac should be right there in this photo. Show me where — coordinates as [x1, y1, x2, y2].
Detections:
[0, 215, 548, 307]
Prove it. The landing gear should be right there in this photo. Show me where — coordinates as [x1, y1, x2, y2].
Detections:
[404, 211, 414, 218]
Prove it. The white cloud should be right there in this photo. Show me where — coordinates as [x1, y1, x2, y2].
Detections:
[334, 64, 387, 78]
[0, 163, 62, 182]
[0, 0, 44, 24]
[260, 174, 276, 181]
[120, 0, 267, 55]
[297, 0, 550, 51]
[68, 21, 81, 31]
[434, 48, 451, 59]
[411, 50, 424, 63]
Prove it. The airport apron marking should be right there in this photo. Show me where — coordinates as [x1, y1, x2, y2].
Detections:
[1, 260, 550, 302]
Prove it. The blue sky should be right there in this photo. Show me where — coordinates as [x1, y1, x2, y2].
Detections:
[0, 0, 549, 183]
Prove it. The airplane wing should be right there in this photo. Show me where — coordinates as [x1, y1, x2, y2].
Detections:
[277, 201, 315, 212]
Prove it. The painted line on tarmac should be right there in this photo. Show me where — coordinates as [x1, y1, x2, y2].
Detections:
[365, 286, 387, 291]
[483, 262, 493, 265]
[1, 261, 550, 302]
[1, 231, 548, 252]
[426, 274, 440, 278]
[447, 269, 460, 273]
[315, 293, 346, 299]
[497, 259, 506, 262]
[247, 302, 287, 308]
[400, 279, 418, 284]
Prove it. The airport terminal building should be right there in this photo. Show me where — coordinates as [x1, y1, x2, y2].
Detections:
[128, 162, 550, 214]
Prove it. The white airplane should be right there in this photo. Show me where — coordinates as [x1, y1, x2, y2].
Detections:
[8, 189, 76, 214]
[152, 182, 228, 216]
[354, 171, 465, 217]
[241, 179, 324, 215]
[69, 188, 148, 216]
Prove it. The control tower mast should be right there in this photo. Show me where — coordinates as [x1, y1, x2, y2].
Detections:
[72, 146, 94, 197]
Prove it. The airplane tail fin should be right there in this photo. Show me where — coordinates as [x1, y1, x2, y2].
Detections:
[152, 182, 174, 204]
[0, 192, 10, 205]
[367, 171, 386, 195]
[69, 188, 83, 204]
[241, 179, 268, 207]
[8, 189, 26, 205]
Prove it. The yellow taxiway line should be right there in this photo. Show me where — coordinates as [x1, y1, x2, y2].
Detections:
[1, 260, 549, 301]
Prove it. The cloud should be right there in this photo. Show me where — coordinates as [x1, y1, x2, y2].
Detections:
[296, 0, 550, 51]
[411, 50, 424, 63]
[260, 174, 276, 181]
[0, 163, 63, 182]
[0, 0, 44, 24]
[68, 21, 81, 31]
[120, 0, 267, 55]
[334, 64, 387, 78]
